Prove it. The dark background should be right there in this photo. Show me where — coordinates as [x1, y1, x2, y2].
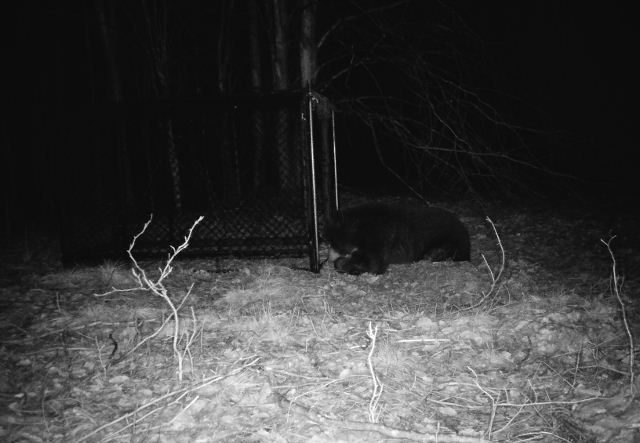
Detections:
[464, 2, 636, 203]
[2, 1, 638, 251]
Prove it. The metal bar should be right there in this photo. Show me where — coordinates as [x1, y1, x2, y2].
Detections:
[307, 92, 320, 272]
[331, 108, 339, 211]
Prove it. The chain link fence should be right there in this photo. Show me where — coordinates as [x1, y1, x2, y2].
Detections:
[59, 91, 336, 271]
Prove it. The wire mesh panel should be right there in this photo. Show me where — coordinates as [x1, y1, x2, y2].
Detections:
[59, 91, 336, 270]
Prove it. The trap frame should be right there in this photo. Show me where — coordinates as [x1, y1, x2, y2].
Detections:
[59, 90, 337, 272]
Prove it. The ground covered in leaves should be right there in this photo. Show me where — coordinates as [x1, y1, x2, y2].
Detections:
[1, 205, 639, 442]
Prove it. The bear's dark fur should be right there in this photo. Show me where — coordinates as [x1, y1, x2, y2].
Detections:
[325, 202, 470, 275]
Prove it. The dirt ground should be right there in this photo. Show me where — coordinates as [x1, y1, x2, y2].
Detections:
[1, 205, 639, 442]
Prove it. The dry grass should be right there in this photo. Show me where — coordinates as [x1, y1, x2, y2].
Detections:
[1, 210, 638, 442]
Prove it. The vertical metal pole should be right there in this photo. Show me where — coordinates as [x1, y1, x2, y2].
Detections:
[331, 109, 339, 211]
[307, 93, 320, 272]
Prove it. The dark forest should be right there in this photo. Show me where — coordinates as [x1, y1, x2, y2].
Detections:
[3, 1, 637, 245]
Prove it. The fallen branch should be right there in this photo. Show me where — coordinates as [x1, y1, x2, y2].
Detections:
[274, 392, 490, 442]
[74, 356, 260, 443]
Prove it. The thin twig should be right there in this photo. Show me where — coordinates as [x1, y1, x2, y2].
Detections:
[601, 236, 635, 399]
[463, 216, 505, 310]
[126, 215, 203, 380]
[366, 322, 383, 423]
[468, 366, 497, 440]
[93, 215, 204, 380]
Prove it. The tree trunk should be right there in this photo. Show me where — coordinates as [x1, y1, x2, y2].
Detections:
[299, 0, 317, 88]
[94, 0, 133, 211]
[141, 0, 182, 214]
[218, 0, 241, 206]
[269, 0, 290, 192]
[249, 0, 265, 193]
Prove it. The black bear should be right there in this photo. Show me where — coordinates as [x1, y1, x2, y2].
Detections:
[325, 202, 470, 275]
